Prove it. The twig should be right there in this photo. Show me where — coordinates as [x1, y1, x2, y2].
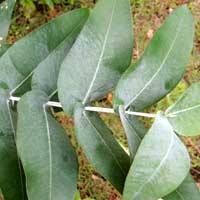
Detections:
[9, 96, 156, 118]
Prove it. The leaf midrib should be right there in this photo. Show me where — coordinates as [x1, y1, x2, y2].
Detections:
[125, 18, 184, 110]
[43, 104, 52, 200]
[168, 104, 200, 117]
[9, 15, 88, 96]
[82, 0, 117, 104]
[131, 130, 175, 200]
[40, 88, 60, 200]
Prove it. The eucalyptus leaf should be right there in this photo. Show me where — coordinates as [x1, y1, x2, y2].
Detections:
[164, 174, 200, 200]
[17, 90, 78, 200]
[0, 9, 87, 199]
[123, 114, 190, 200]
[0, 8, 89, 94]
[0, 89, 27, 200]
[58, 0, 133, 116]
[0, 43, 10, 57]
[119, 105, 146, 162]
[114, 5, 194, 111]
[74, 103, 130, 193]
[31, 9, 89, 96]
[0, 0, 15, 57]
[166, 83, 200, 136]
[119, 108, 199, 200]
[0, 0, 15, 45]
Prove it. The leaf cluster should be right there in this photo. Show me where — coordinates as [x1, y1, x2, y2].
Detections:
[0, 0, 199, 200]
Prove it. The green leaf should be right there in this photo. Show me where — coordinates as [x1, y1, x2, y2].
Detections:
[17, 90, 78, 200]
[164, 174, 200, 200]
[119, 105, 146, 162]
[0, 9, 87, 199]
[0, 0, 15, 45]
[114, 5, 194, 111]
[0, 89, 27, 200]
[74, 103, 130, 193]
[123, 113, 190, 200]
[166, 83, 200, 136]
[58, 0, 133, 116]
[31, 9, 89, 96]
[0, 8, 89, 94]
[119, 109, 199, 199]
[0, 43, 10, 57]
[0, 0, 15, 57]
[119, 109, 198, 199]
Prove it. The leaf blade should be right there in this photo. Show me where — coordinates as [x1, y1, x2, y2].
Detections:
[166, 83, 200, 136]
[123, 114, 190, 200]
[0, 89, 27, 200]
[0, 0, 15, 45]
[74, 103, 130, 193]
[31, 9, 89, 96]
[58, 0, 133, 115]
[164, 174, 200, 200]
[114, 5, 194, 111]
[0, 8, 89, 94]
[17, 90, 78, 200]
[0, 43, 10, 57]
[119, 105, 146, 162]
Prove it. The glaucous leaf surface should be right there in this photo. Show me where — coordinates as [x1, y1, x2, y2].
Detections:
[119, 108, 199, 200]
[17, 90, 78, 200]
[0, 8, 89, 94]
[164, 174, 200, 200]
[0, 9, 87, 199]
[74, 103, 130, 193]
[0, 9, 87, 198]
[119, 105, 146, 162]
[58, 0, 133, 116]
[0, 89, 27, 200]
[0, 43, 10, 57]
[0, 0, 15, 45]
[31, 9, 89, 96]
[166, 83, 200, 136]
[123, 114, 190, 200]
[114, 5, 194, 111]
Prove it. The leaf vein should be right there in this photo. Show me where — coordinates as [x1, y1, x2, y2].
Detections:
[43, 104, 52, 200]
[125, 18, 183, 110]
[168, 104, 200, 117]
[131, 130, 175, 200]
[10, 16, 88, 96]
[82, 0, 117, 104]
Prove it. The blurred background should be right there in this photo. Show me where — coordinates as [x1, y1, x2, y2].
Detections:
[6, 0, 200, 199]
